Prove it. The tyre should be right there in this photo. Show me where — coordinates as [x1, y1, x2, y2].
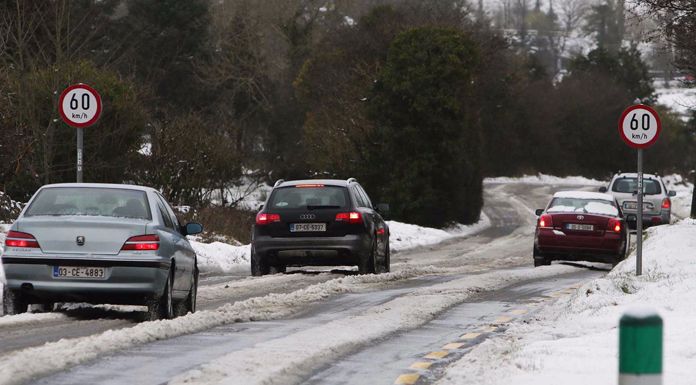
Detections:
[250, 248, 270, 277]
[375, 242, 389, 274]
[147, 269, 174, 321]
[383, 244, 391, 273]
[358, 242, 378, 275]
[533, 246, 551, 267]
[176, 267, 198, 317]
[2, 287, 28, 316]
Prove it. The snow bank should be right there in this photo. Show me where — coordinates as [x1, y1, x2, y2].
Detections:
[662, 174, 693, 220]
[387, 213, 491, 252]
[437, 219, 696, 385]
[189, 238, 250, 275]
[485, 174, 604, 185]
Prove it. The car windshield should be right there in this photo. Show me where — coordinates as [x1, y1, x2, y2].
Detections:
[611, 178, 662, 195]
[547, 198, 618, 216]
[269, 186, 348, 210]
[25, 187, 151, 219]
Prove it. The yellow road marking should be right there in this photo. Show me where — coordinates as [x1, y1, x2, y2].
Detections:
[479, 325, 497, 333]
[460, 332, 482, 340]
[409, 361, 433, 370]
[509, 308, 528, 315]
[424, 351, 449, 359]
[493, 316, 512, 324]
[394, 373, 420, 385]
[442, 342, 465, 350]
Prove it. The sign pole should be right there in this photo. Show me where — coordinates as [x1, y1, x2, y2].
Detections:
[618, 103, 661, 276]
[77, 128, 84, 183]
[636, 149, 643, 276]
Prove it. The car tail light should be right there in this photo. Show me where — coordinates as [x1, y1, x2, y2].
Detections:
[5, 231, 40, 248]
[539, 214, 553, 228]
[336, 212, 363, 224]
[661, 198, 671, 209]
[295, 184, 325, 188]
[122, 234, 160, 251]
[256, 213, 281, 225]
[608, 218, 622, 233]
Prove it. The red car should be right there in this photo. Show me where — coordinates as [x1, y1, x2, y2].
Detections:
[533, 191, 628, 267]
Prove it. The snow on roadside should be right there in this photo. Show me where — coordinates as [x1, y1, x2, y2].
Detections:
[662, 174, 693, 220]
[436, 219, 696, 385]
[387, 213, 491, 252]
[484, 174, 604, 185]
[189, 238, 250, 275]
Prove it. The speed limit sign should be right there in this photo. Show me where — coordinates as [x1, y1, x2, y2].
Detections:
[618, 104, 661, 149]
[58, 84, 102, 128]
[618, 103, 662, 278]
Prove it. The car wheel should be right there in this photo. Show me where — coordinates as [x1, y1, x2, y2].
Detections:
[358, 242, 377, 275]
[177, 267, 198, 316]
[533, 246, 551, 267]
[251, 248, 270, 277]
[384, 244, 391, 273]
[2, 287, 28, 316]
[148, 269, 174, 321]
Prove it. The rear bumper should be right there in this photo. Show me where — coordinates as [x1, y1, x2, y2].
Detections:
[536, 229, 624, 261]
[1, 255, 170, 305]
[253, 234, 371, 266]
[623, 210, 670, 228]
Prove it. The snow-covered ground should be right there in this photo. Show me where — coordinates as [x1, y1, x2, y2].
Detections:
[663, 174, 693, 220]
[655, 81, 696, 121]
[484, 174, 604, 186]
[437, 218, 696, 385]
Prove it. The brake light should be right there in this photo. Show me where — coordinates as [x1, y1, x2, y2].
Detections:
[336, 212, 363, 224]
[5, 231, 40, 248]
[662, 198, 671, 209]
[256, 213, 281, 225]
[608, 218, 622, 233]
[295, 184, 325, 188]
[121, 234, 160, 251]
[539, 214, 553, 228]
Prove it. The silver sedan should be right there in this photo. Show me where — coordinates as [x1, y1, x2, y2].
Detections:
[1, 183, 202, 321]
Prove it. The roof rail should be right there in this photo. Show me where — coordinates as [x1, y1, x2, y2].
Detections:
[273, 179, 285, 187]
[346, 177, 357, 184]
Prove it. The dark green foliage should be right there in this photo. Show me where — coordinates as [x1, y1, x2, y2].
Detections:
[369, 28, 482, 227]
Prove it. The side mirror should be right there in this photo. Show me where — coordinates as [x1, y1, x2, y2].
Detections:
[535, 209, 544, 216]
[669, 190, 677, 197]
[598, 187, 607, 193]
[376, 203, 390, 215]
[184, 222, 203, 236]
[258, 204, 264, 211]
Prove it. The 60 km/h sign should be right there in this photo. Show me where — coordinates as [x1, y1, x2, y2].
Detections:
[59, 84, 102, 128]
[618, 104, 662, 149]
[58, 83, 102, 183]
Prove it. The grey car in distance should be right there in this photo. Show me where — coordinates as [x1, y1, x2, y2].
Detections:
[1, 183, 202, 321]
[599, 173, 676, 228]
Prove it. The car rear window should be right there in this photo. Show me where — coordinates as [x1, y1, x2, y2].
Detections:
[612, 178, 662, 195]
[269, 186, 349, 210]
[25, 187, 152, 219]
[548, 198, 619, 216]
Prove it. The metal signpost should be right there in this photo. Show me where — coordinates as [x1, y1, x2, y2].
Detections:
[618, 104, 662, 276]
[58, 84, 103, 183]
